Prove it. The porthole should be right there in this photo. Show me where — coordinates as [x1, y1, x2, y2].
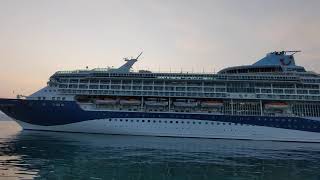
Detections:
[109, 119, 112, 121]
[142, 120, 145, 122]
[147, 120, 150, 123]
[120, 119, 123, 122]
[170, 121, 173, 123]
[153, 120, 156, 123]
[176, 121, 178, 124]
[125, 119, 128, 122]
[198, 122, 201, 125]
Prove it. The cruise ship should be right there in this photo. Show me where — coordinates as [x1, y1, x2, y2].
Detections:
[1, 51, 320, 142]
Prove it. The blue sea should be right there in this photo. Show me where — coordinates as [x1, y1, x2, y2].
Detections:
[1, 115, 320, 180]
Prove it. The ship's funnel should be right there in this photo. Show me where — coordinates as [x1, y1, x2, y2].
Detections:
[253, 51, 300, 67]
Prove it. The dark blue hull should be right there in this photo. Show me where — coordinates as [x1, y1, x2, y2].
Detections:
[0, 98, 320, 134]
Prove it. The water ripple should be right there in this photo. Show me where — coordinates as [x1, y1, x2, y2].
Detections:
[1, 121, 320, 179]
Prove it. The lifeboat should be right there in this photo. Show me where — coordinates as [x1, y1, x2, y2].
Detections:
[173, 100, 198, 107]
[95, 99, 117, 105]
[201, 101, 223, 108]
[265, 102, 289, 110]
[120, 99, 141, 106]
[145, 101, 168, 106]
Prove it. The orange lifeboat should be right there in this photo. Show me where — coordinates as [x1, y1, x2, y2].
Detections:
[119, 99, 141, 106]
[201, 101, 224, 108]
[95, 98, 117, 105]
[265, 102, 289, 110]
[173, 99, 198, 107]
[145, 101, 168, 106]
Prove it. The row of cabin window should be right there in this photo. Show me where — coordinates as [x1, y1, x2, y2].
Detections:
[108, 119, 319, 129]
[59, 78, 319, 89]
[52, 97, 66, 101]
[44, 89, 57, 92]
[60, 89, 227, 97]
[37, 97, 66, 101]
[108, 119, 251, 126]
[60, 84, 320, 95]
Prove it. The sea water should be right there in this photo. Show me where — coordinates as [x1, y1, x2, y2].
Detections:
[1, 115, 320, 180]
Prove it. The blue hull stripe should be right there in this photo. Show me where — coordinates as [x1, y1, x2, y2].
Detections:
[0, 99, 320, 133]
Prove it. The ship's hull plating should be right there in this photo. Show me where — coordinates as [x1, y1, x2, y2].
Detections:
[1, 99, 320, 142]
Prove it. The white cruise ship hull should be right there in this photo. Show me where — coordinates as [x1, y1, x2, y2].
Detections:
[15, 117, 320, 143]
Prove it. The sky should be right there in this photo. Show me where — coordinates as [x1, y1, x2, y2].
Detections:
[0, 0, 319, 98]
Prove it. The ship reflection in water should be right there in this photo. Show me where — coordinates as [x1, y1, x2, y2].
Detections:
[1, 122, 320, 180]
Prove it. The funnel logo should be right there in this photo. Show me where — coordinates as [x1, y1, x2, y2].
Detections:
[280, 58, 292, 66]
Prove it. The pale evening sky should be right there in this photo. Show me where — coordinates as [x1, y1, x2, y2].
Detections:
[0, 0, 319, 98]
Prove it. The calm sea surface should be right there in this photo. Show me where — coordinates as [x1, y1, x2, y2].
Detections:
[1, 117, 320, 180]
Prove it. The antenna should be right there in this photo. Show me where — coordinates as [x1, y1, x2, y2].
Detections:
[135, 52, 143, 60]
[284, 50, 301, 55]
